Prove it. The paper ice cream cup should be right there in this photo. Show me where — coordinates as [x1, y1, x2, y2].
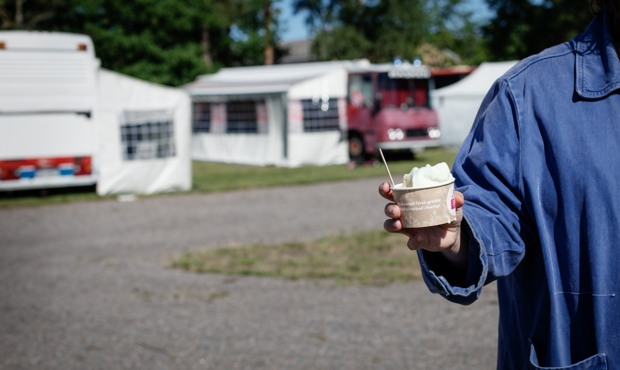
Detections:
[391, 181, 457, 228]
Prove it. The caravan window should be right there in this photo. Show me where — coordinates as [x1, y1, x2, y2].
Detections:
[301, 98, 340, 132]
[192, 102, 211, 133]
[226, 100, 258, 134]
[120, 111, 176, 160]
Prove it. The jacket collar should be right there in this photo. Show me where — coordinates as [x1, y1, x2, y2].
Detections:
[575, 12, 620, 99]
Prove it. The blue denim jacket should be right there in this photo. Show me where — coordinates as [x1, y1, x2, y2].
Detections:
[419, 13, 620, 369]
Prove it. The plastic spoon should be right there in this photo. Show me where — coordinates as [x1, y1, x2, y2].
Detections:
[379, 148, 395, 187]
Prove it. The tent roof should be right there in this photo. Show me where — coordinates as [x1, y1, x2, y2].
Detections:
[433, 61, 519, 97]
[185, 59, 371, 96]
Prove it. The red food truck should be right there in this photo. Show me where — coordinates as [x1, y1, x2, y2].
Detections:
[345, 59, 441, 163]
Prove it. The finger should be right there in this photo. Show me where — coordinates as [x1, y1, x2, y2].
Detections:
[384, 203, 401, 219]
[454, 190, 464, 208]
[383, 218, 403, 233]
[378, 181, 394, 201]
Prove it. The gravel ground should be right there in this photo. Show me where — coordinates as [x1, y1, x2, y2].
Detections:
[0, 178, 499, 370]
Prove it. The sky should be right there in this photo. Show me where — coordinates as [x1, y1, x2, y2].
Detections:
[277, 0, 493, 42]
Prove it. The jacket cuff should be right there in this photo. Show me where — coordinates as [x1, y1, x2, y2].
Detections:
[417, 219, 487, 305]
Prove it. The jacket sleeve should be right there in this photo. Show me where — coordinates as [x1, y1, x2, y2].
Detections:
[418, 78, 527, 305]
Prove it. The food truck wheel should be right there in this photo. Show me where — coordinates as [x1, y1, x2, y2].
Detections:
[348, 134, 365, 164]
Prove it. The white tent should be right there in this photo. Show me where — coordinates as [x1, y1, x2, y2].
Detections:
[432, 61, 518, 148]
[96, 69, 192, 195]
[185, 60, 371, 167]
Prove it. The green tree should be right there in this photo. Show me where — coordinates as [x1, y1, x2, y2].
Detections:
[297, 0, 429, 62]
[483, 0, 593, 60]
[424, 0, 490, 65]
[12, 0, 217, 86]
[312, 25, 372, 60]
[0, 0, 66, 29]
[1, 0, 285, 86]
[226, 0, 286, 66]
[292, 0, 338, 33]
[294, 0, 488, 66]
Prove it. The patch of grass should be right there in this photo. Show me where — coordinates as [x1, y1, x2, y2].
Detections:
[0, 147, 457, 208]
[190, 147, 457, 193]
[171, 229, 421, 286]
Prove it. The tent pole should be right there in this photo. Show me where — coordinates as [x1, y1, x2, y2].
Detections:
[281, 93, 288, 161]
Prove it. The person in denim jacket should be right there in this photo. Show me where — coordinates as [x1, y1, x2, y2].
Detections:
[380, 1, 620, 368]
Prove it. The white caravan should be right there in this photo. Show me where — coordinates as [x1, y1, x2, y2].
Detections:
[0, 31, 99, 190]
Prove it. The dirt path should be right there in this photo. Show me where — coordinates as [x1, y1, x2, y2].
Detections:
[0, 178, 498, 369]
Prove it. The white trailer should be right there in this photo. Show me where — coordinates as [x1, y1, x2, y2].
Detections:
[0, 31, 99, 190]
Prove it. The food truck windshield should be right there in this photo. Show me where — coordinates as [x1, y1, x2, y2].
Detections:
[377, 72, 431, 109]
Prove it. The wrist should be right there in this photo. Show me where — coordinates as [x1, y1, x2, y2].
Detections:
[441, 227, 468, 270]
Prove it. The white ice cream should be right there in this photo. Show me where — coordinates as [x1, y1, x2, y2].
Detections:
[402, 162, 454, 188]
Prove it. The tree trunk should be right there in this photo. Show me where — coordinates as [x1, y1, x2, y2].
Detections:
[15, 0, 24, 28]
[263, 1, 274, 65]
[201, 26, 214, 69]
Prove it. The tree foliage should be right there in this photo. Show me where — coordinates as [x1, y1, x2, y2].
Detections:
[294, 0, 489, 66]
[0, 0, 284, 86]
[0, 0, 599, 86]
[296, 0, 597, 64]
[483, 0, 594, 60]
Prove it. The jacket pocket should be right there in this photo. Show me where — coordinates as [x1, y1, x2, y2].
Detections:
[529, 344, 607, 369]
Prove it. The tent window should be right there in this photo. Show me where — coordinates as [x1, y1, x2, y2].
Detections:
[226, 100, 258, 134]
[121, 120, 176, 160]
[301, 98, 340, 132]
[192, 102, 211, 133]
